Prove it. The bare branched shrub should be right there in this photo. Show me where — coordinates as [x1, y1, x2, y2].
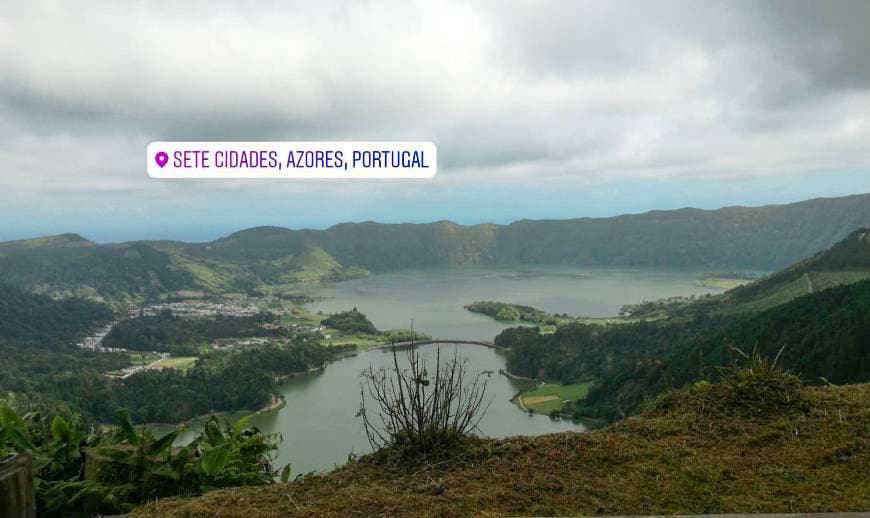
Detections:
[357, 346, 491, 460]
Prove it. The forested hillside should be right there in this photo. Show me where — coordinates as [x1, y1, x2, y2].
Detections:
[0, 283, 336, 423]
[0, 284, 112, 341]
[53, 341, 334, 423]
[500, 277, 870, 420]
[0, 284, 127, 396]
[103, 310, 287, 355]
[0, 238, 192, 303]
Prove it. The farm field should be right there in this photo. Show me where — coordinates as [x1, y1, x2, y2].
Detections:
[520, 382, 592, 414]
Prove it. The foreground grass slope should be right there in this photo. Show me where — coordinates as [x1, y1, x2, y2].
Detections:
[134, 380, 869, 516]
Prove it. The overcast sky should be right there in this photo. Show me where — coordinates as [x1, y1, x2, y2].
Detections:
[1, 0, 870, 242]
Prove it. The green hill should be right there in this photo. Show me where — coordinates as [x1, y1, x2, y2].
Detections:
[0, 232, 90, 252]
[0, 240, 193, 305]
[180, 221, 498, 272]
[619, 227, 870, 319]
[0, 236, 366, 304]
[720, 227, 870, 312]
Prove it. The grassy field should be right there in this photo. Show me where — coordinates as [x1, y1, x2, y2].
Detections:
[106, 352, 167, 377]
[128, 352, 161, 366]
[727, 270, 870, 314]
[575, 315, 649, 325]
[520, 382, 592, 414]
[281, 306, 324, 326]
[108, 356, 199, 376]
[698, 277, 753, 290]
[151, 356, 198, 371]
[133, 380, 870, 517]
[810, 270, 870, 291]
[729, 277, 809, 313]
[320, 334, 385, 349]
[164, 250, 251, 293]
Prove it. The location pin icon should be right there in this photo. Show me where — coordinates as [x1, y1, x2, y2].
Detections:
[155, 151, 169, 168]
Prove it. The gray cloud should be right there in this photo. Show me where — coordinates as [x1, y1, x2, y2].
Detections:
[0, 0, 869, 211]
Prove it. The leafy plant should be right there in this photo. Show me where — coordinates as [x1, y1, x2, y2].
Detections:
[0, 404, 284, 516]
[187, 414, 281, 488]
[0, 404, 34, 460]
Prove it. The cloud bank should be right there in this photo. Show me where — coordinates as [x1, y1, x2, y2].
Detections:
[1, 1, 869, 239]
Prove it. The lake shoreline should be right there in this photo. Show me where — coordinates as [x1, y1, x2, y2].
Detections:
[499, 368, 537, 382]
[144, 365, 319, 432]
[301, 266, 731, 341]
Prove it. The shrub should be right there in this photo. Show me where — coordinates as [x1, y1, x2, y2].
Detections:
[358, 346, 491, 464]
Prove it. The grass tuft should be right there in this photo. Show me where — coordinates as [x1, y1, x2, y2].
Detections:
[651, 348, 807, 421]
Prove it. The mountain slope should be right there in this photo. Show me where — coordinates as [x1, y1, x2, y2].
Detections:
[492, 194, 870, 268]
[3, 193, 870, 303]
[0, 284, 112, 343]
[0, 233, 91, 253]
[0, 240, 193, 304]
[721, 227, 870, 311]
[132, 381, 870, 516]
[180, 193, 870, 271]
